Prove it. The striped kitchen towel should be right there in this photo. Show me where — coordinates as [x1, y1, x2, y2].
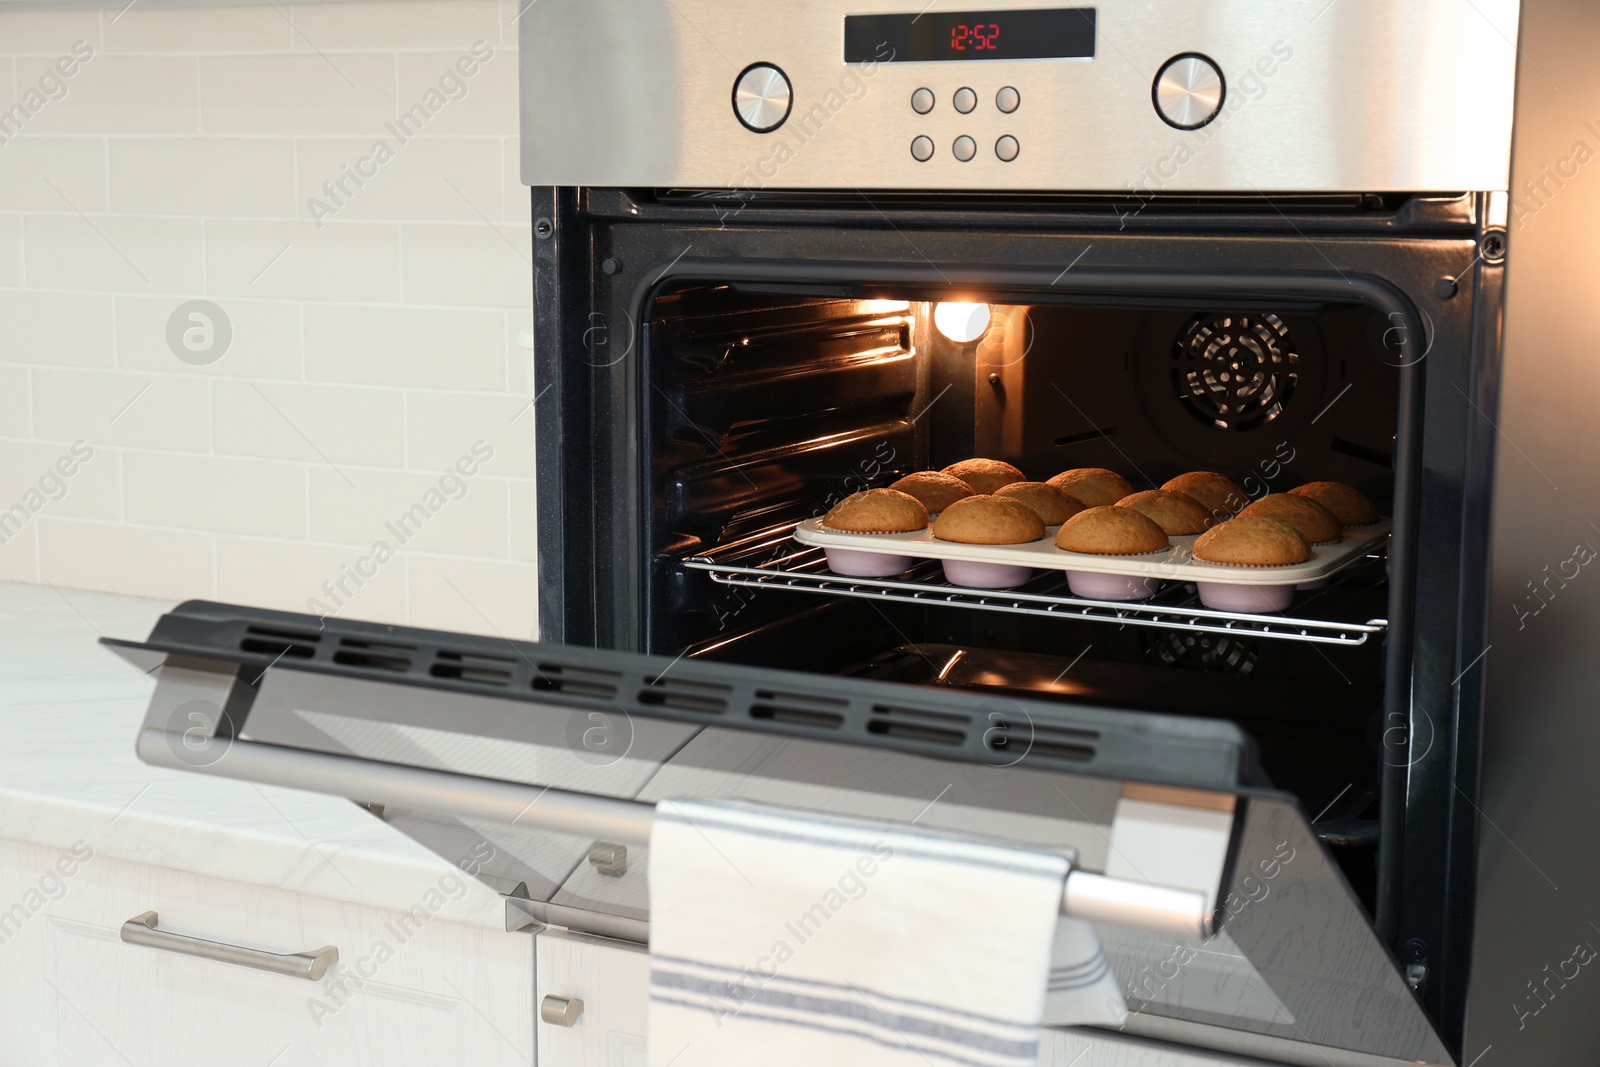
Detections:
[647, 797, 1108, 1067]
[1043, 917, 1127, 1027]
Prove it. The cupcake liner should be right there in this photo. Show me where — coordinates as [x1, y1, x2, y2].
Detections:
[1196, 581, 1295, 613]
[818, 523, 927, 536]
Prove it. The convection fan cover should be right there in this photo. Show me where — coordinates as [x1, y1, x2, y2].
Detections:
[1174, 313, 1299, 431]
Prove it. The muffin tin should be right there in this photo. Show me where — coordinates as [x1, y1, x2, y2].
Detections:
[796, 517, 1392, 606]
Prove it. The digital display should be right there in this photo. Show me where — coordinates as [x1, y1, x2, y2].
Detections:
[844, 8, 1095, 63]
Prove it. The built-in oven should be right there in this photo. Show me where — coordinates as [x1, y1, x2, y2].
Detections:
[108, 2, 1600, 1065]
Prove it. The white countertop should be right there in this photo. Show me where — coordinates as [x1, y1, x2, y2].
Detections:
[0, 581, 508, 930]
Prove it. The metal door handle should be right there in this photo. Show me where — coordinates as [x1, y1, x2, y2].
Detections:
[135, 728, 1213, 939]
[541, 994, 585, 1026]
[120, 911, 338, 982]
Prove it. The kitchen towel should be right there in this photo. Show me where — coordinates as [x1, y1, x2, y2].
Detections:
[647, 796, 1117, 1067]
[1043, 916, 1128, 1027]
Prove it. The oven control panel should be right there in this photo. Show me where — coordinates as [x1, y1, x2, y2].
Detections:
[521, 0, 1517, 193]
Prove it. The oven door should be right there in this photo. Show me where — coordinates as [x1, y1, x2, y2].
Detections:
[107, 600, 1450, 1066]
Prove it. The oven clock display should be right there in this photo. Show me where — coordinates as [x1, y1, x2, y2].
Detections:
[844, 8, 1096, 63]
[948, 23, 1002, 52]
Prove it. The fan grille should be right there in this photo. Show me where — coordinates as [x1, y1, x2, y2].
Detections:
[1174, 312, 1298, 430]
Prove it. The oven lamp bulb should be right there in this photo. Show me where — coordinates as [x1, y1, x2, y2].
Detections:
[933, 301, 992, 344]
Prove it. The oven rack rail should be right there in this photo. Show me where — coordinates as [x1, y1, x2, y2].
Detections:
[685, 533, 1389, 647]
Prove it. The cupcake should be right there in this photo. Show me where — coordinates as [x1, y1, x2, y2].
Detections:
[1289, 481, 1380, 526]
[1055, 506, 1170, 555]
[1192, 516, 1310, 566]
[931, 495, 1045, 589]
[890, 471, 976, 515]
[1053, 506, 1169, 601]
[994, 481, 1087, 525]
[1116, 489, 1214, 536]
[941, 458, 1026, 495]
[1046, 467, 1134, 508]
[822, 488, 928, 533]
[817, 488, 926, 578]
[1190, 515, 1312, 613]
[1239, 493, 1342, 545]
[932, 495, 1045, 545]
[1161, 471, 1249, 519]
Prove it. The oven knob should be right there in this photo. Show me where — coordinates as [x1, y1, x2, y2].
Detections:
[733, 63, 793, 133]
[1153, 53, 1224, 130]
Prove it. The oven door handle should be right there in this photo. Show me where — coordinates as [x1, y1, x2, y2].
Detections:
[135, 728, 1210, 940]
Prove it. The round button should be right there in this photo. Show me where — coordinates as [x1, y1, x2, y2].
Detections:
[732, 63, 792, 133]
[910, 136, 935, 162]
[911, 88, 935, 114]
[995, 136, 1019, 162]
[996, 86, 1020, 113]
[952, 135, 976, 162]
[1153, 53, 1224, 130]
[953, 87, 977, 114]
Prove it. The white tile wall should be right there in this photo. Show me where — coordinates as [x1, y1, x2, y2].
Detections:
[0, 1, 539, 639]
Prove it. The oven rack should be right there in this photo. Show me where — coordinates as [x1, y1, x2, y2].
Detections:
[685, 531, 1389, 647]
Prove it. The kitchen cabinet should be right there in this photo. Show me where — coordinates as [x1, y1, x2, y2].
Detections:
[0, 837, 533, 1067]
[536, 928, 649, 1067]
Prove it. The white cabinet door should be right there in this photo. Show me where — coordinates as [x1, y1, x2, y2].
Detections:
[0, 838, 534, 1067]
[536, 928, 650, 1067]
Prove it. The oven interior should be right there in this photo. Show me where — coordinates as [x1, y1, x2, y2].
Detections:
[645, 282, 1405, 913]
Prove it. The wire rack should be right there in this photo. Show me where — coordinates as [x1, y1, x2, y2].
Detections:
[684, 528, 1390, 647]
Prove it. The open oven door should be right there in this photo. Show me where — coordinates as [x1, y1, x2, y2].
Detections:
[106, 600, 1452, 1067]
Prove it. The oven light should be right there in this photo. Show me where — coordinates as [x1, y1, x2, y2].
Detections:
[933, 301, 992, 344]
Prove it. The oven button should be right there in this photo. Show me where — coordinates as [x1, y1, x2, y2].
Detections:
[953, 87, 977, 114]
[953, 135, 976, 162]
[911, 135, 935, 162]
[911, 88, 935, 114]
[1153, 53, 1224, 130]
[996, 86, 1020, 113]
[995, 135, 1019, 162]
[732, 62, 793, 133]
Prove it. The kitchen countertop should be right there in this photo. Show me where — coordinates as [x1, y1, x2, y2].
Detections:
[0, 581, 508, 930]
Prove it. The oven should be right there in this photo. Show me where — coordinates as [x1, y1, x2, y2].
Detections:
[109, 1, 1600, 1065]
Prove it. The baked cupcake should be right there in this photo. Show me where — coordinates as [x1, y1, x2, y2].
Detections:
[1289, 481, 1380, 526]
[941, 458, 1026, 495]
[1055, 506, 1169, 555]
[931, 494, 1044, 590]
[1192, 516, 1310, 566]
[1053, 506, 1169, 601]
[821, 488, 928, 533]
[994, 481, 1087, 525]
[932, 495, 1045, 545]
[1161, 471, 1248, 519]
[890, 471, 976, 515]
[1239, 493, 1341, 545]
[1046, 468, 1134, 508]
[1116, 489, 1214, 536]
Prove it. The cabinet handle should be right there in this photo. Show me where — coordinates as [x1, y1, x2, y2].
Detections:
[120, 911, 338, 982]
[541, 994, 585, 1027]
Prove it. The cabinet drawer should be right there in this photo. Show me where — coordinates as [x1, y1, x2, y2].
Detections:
[536, 928, 649, 1067]
[0, 838, 533, 1067]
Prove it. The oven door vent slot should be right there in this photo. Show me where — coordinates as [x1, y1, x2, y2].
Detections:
[430, 649, 516, 688]
[532, 663, 622, 700]
[987, 719, 1099, 763]
[331, 638, 416, 674]
[868, 703, 969, 746]
[638, 676, 730, 714]
[239, 624, 319, 660]
[749, 689, 847, 729]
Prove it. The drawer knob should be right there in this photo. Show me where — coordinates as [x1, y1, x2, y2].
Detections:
[588, 841, 628, 878]
[541, 994, 585, 1027]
